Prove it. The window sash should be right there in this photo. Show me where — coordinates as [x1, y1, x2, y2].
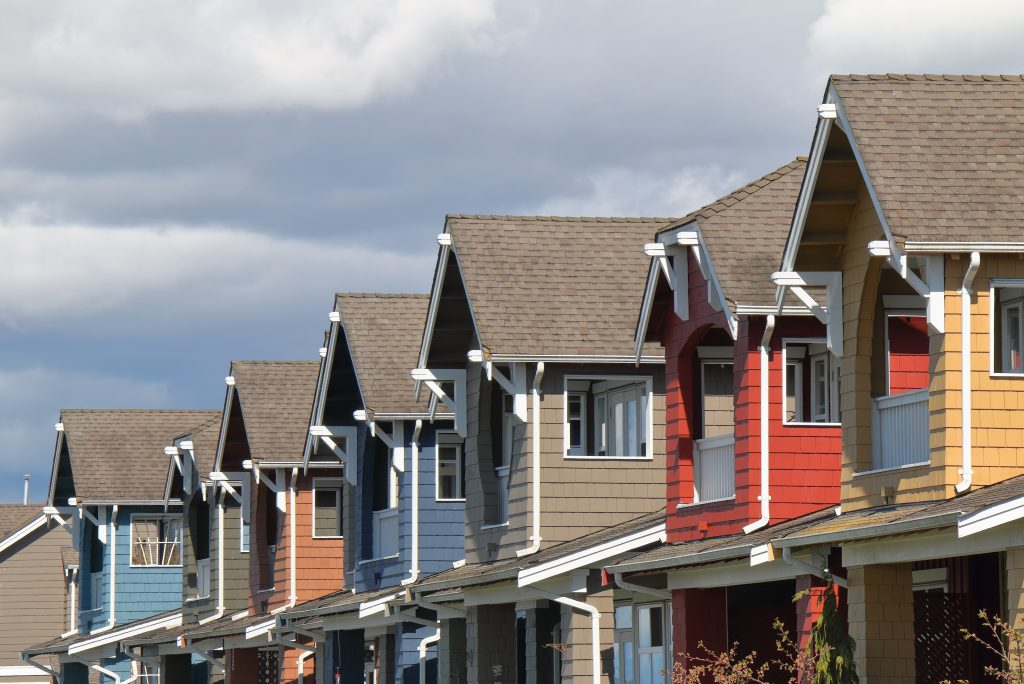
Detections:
[564, 377, 650, 458]
[437, 443, 464, 501]
[313, 483, 343, 538]
[1002, 299, 1024, 373]
[811, 355, 829, 421]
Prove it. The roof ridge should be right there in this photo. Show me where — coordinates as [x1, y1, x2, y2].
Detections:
[334, 292, 429, 300]
[230, 359, 318, 366]
[60, 408, 218, 414]
[659, 157, 806, 233]
[831, 73, 1024, 82]
[446, 214, 677, 223]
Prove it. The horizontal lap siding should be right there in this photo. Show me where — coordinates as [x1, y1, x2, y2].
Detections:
[115, 507, 182, 624]
[0, 521, 70, 666]
[659, 250, 842, 542]
[405, 424, 465, 578]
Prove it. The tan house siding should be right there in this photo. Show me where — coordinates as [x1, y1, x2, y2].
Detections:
[0, 519, 71, 667]
[465, 363, 666, 564]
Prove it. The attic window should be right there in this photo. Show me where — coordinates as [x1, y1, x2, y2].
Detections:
[564, 376, 652, 459]
[130, 515, 182, 567]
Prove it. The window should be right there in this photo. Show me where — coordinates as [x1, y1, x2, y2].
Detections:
[130, 516, 182, 567]
[700, 361, 734, 438]
[564, 377, 652, 458]
[995, 285, 1024, 374]
[241, 516, 250, 553]
[614, 602, 670, 684]
[782, 340, 839, 424]
[91, 573, 104, 610]
[436, 434, 465, 501]
[313, 479, 344, 539]
[492, 391, 514, 525]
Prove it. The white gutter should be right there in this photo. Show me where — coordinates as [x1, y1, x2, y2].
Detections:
[612, 573, 670, 600]
[91, 505, 118, 635]
[21, 656, 61, 682]
[418, 627, 442, 684]
[273, 468, 299, 614]
[297, 650, 315, 684]
[781, 547, 847, 589]
[200, 489, 227, 625]
[959, 495, 1024, 537]
[532, 588, 600, 684]
[402, 420, 424, 586]
[517, 362, 545, 558]
[956, 252, 981, 494]
[744, 315, 776, 534]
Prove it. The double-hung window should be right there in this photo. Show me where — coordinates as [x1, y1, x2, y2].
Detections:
[564, 377, 651, 458]
[313, 478, 344, 538]
[436, 433, 465, 501]
[130, 515, 183, 567]
[614, 601, 670, 684]
[995, 284, 1024, 374]
[782, 340, 840, 424]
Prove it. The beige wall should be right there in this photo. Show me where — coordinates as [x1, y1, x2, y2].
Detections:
[847, 563, 916, 684]
[0, 518, 71, 667]
[464, 363, 666, 564]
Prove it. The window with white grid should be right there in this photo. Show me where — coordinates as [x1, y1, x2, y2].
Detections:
[130, 516, 183, 567]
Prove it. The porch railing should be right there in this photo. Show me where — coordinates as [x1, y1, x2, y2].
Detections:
[872, 387, 930, 470]
[372, 507, 400, 559]
[196, 557, 210, 599]
[694, 434, 735, 502]
[495, 465, 510, 524]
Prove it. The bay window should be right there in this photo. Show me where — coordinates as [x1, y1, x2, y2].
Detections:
[564, 376, 652, 458]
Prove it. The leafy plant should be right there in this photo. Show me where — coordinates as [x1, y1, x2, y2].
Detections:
[944, 610, 1024, 684]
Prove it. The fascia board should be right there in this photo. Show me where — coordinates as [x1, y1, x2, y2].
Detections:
[303, 318, 340, 467]
[47, 427, 66, 508]
[844, 522, 1024, 567]
[211, 384, 236, 474]
[485, 354, 664, 365]
[634, 260, 663, 363]
[517, 524, 665, 587]
[905, 242, 1024, 254]
[0, 515, 48, 554]
[608, 543, 751, 575]
[68, 613, 183, 655]
[958, 495, 1024, 538]
[668, 557, 797, 590]
[770, 511, 961, 550]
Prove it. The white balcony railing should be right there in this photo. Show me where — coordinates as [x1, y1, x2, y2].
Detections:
[196, 557, 210, 599]
[495, 465, 510, 524]
[872, 387, 930, 471]
[694, 434, 735, 502]
[372, 507, 400, 559]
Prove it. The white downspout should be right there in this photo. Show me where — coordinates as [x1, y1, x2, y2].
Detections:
[91, 505, 118, 635]
[418, 627, 442, 684]
[612, 572, 670, 600]
[62, 567, 79, 638]
[517, 362, 545, 558]
[402, 420, 424, 586]
[89, 662, 125, 684]
[273, 468, 299, 613]
[745, 315, 776, 534]
[956, 252, 981, 494]
[533, 589, 600, 684]
[22, 655, 62, 683]
[200, 490, 227, 625]
[297, 650, 314, 684]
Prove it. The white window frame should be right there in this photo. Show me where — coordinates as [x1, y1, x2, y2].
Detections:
[614, 600, 672, 684]
[991, 280, 1024, 377]
[311, 477, 344, 540]
[129, 514, 183, 568]
[435, 432, 465, 502]
[566, 392, 588, 456]
[91, 572, 104, 611]
[785, 357, 804, 423]
[780, 338, 841, 427]
[562, 375, 654, 460]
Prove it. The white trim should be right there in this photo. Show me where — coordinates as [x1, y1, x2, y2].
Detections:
[303, 318, 340, 469]
[905, 242, 1024, 254]
[0, 665, 51, 677]
[412, 368, 468, 437]
[771, 271, 844, 356]
[244, 618, 277, 641]
[485, 354, 664, 365]
[0, 515, 47, 554]
[68, 612, 183, 655]
[518, 524, 665, 587]
[128, 513, 183, 568]
[958, 495, 1024, 538]
[435, 434, 465, 502]
[309, 425, 359, 485]
[311, 478, 344, 540]
[850, 460, 930, 478]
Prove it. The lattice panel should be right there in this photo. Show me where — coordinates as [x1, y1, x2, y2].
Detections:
[914, 592, 968, 684]
[258, 649, 281, 684]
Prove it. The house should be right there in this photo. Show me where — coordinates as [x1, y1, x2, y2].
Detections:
[0, 502, 73, 684]
[178, 360, 340, 684]
[280, 293, 465, 684]
[410, 215, 670, 682]
[766, 74, 1024, 683]
[609, 159, 845, 677]
[22, 409, 219, 683]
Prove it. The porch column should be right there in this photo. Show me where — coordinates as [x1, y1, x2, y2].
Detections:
[672, 587, 727, 672]
[559, 587, 614, 682]
[1007, 547, 1024, 666]
[847, 563, 915, 683]
[439, 617, 468, 684]
[466, 604, 517, 684]
[524, 601, 561, 684]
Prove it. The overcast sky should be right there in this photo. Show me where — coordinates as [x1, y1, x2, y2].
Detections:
[2, 0, 1024, 501]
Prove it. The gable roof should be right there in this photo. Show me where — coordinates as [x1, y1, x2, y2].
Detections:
[829, 74, 1024, 245]
[57, 409, 220, 503]
[230, 361, 319, 463]
[335, 293, 431, 416]
[179, 412, 223, 478]
[657, 158, 806, 308]
[443, 215, 674, 358]
[0, 504, 43, 544]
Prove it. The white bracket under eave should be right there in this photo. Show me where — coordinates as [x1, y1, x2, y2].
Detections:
[771, 270, 844, 356]
[645, 242, 689, 322]
[358, 414, 406, 473]
[867, 241, 944, 334]
[469, 354, 528, 422]
[411, 368, 467, 437]
[310, 425, 359, 485]
[210, 473, 245, 506]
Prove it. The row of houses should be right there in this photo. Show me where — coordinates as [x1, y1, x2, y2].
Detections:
[3, 73, 1024, 684]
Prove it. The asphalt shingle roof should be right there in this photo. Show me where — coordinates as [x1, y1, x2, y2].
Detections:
[230, 361, 319, 463]
[446, 215, 673, 358]
[335, 294, 431, 415]
[658, 159, 806, 308]
[178, 412, 223, 478]
[830, 74, 1024, 244]
[59, 409, 220, 503]
[0, 504, 43, 544]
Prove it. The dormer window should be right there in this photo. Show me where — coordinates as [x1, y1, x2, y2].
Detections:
[994, 283, 1024, 374]
[564, 376, 652, 459]
[782, 340, 840, 425]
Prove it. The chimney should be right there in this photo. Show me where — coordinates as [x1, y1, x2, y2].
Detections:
[23, 474, 29, 506]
